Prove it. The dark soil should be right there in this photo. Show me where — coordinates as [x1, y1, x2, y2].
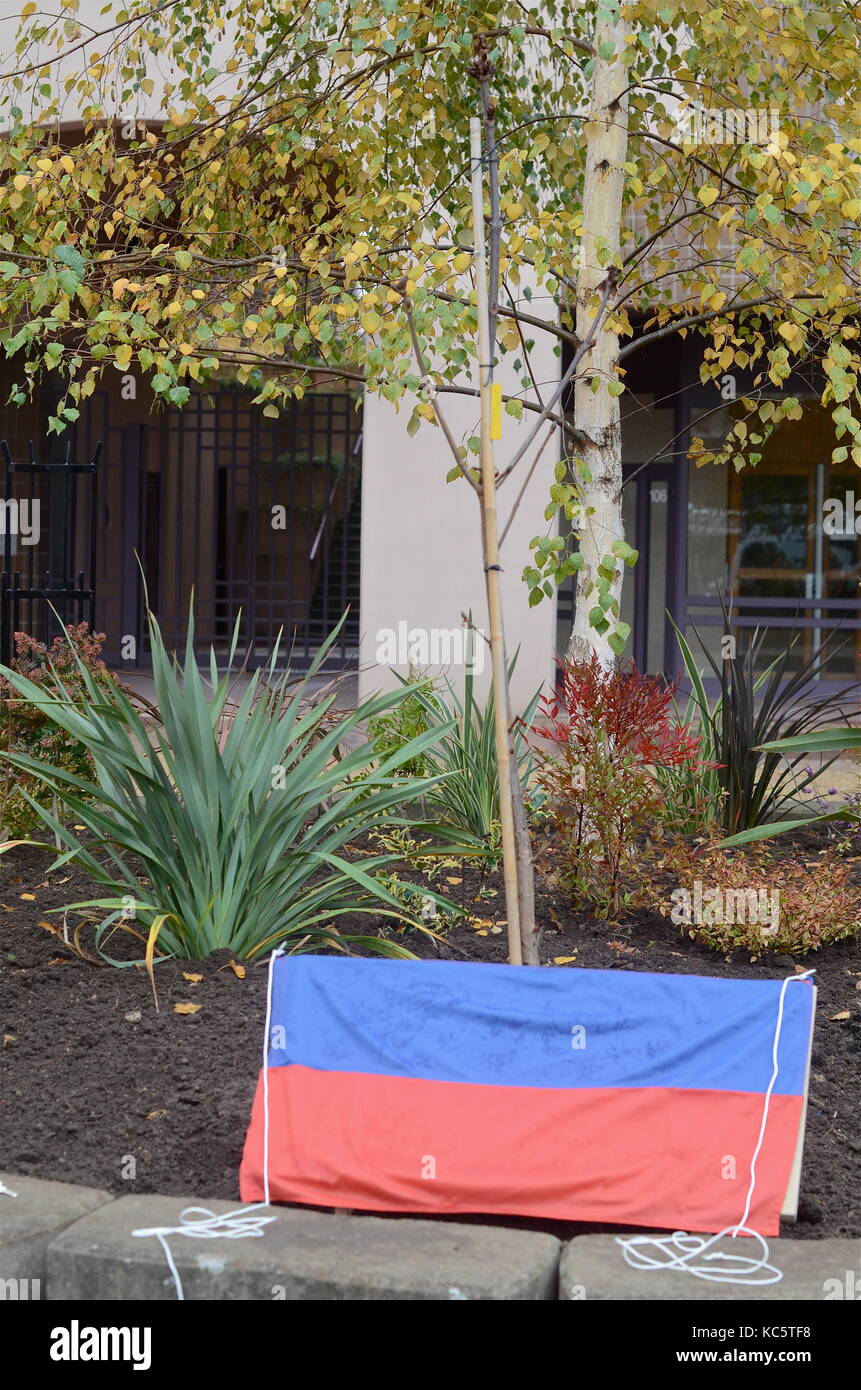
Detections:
[0, 834, 858, 1240]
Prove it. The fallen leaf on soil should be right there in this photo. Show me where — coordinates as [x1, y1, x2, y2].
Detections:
[446, 877, 462, 885]
[828, 1011, 851, 1022]
[47, 956, 71, 965]
[228, 960, 246, 979]
[2, 1034, 15, 1049]
[182, 972, 203, 984]
[0, 904, 12, 912]
[124, 1011, 142, 1023]
[146, 1109, 168, 1121]
[554, 956, 578, 965]
[174, 1002, 201, 1015]
[19, 893, 35, 901]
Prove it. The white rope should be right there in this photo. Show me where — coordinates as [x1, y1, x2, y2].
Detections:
[130, 947, 284, 1300]
[616, 969, 815, 1286]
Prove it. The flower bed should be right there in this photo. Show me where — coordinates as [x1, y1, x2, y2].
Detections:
[1, 833, 858, 1241]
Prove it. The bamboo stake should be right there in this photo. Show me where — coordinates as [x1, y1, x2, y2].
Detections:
[469, 116, 522, 966]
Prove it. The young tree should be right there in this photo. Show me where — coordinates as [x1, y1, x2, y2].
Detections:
[1, 1, 858, 958]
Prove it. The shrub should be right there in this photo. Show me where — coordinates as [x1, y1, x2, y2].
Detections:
[367, 667, 437, 781]
[0, 605, 460, 962]
[534, 654, 705, 918]
[0, 624, 119, 838]
[651, 835, 861, 956]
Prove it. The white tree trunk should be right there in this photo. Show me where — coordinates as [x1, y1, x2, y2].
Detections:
[567, 9, 630, 670]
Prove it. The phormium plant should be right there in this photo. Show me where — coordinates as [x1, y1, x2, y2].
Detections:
[673, 607, 860, 834]
[0, 604, 467, 966]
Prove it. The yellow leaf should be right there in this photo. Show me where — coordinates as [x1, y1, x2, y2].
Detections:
[103, 221, 115, 238]
[174, 1002, 202, 1015]
[114, 344, 132, 368]
[828, 1011, 851, 1022]
[19, 893, 35, 901]
[553, 956, 578, 965]
[697, 186, 719, 207]
[60, 155, 74, 174]
[13, 175, 28, 191]
[182, 972, 203, 984]
[228, 960, 246, 979]
[8, 192, 23, 210]
[361, 310, 381, 334]
[21, 2, 36, 16]
[36, 159, 53, 173]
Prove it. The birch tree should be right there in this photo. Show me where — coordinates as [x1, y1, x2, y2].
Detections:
[1, 0, 858, 680]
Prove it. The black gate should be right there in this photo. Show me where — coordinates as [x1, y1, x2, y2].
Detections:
[0, 438, 99, 668]
[0, 368, 361, 673]
[96, 387, 362, 672]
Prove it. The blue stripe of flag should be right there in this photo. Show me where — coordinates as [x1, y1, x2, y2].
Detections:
[268, 957, 814, 1097]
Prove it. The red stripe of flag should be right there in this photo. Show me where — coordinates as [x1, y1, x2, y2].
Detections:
[240, 1064, 801, 1235]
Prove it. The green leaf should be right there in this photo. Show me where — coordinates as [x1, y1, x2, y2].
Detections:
[52, 243, 85, 279]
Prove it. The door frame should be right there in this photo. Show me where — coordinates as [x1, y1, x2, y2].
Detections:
[623, 459, 678, 675]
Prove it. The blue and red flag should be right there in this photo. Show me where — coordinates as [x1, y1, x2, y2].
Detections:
[240, 958, 815, 1235]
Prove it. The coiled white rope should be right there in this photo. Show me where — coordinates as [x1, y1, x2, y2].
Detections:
[130, 947, 284, 1300]
[616, 969, 815, 1286]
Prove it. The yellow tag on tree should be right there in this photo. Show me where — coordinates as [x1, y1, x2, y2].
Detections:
[489, 382, 503, 440]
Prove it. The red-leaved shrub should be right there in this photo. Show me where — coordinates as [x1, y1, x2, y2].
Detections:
[533, 654, 706, 917]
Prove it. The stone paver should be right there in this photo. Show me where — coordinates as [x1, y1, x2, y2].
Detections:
[0, 1171, 113, 1293]
[560, 1234, 861, 1301]
[48, 1194, 561, 1301]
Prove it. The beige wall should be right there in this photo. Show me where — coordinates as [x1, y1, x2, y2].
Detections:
[359, 300, 560, 715]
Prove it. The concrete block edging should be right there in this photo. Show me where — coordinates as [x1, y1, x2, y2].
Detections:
[1, 1173, 858, 1301]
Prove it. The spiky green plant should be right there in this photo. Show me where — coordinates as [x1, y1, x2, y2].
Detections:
[395, 648, 539, 845]
[722, 726, 861, 845]
[670, 611, 859, 834]
[0, 606, 464, 961]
